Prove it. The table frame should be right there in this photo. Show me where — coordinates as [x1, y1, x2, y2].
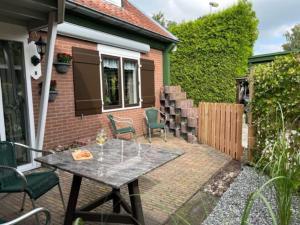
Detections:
[63, 175, 145, 225]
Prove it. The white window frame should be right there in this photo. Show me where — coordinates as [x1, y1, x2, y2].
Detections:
[97, 44, 141, 113]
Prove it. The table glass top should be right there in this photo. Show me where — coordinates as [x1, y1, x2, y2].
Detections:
[35, 139, 183, 188]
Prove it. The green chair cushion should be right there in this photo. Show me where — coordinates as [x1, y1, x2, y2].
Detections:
[149, 123, 165, 129]
[0, 171, 59, 200]
[0, 218, 5, 224]
[116, 127, 135, 134]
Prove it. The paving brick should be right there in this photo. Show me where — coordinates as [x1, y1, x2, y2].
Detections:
[0, 137, 230, 225]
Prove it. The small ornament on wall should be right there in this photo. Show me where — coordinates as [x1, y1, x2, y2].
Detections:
[28, 41, 42, 80]
[39, 80, 58, 102]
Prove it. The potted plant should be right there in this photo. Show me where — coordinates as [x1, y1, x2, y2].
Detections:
[54, 53, 72, 74]
[39, 80, 58, 102]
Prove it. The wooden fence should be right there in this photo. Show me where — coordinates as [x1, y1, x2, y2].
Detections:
[198, 102, 244, 160]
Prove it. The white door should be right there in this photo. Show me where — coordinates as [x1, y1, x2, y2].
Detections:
[0, 40, 36, 170]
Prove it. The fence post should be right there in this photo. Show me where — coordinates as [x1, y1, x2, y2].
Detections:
[248, 67, 256, 161]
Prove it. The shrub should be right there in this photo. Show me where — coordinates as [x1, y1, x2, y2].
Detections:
[251, 54, 300, 160]
[242, 111, 300, 225]
[169, 0, 258, 104]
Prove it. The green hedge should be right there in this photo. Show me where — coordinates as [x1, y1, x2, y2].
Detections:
[252, 54, 300, 160]
[169, 0, 258, 104]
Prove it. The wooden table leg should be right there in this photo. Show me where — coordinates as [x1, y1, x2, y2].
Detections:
[128, 180, 145, 225]
[112, 188, 121, 213]
[64, 175, 82, 225]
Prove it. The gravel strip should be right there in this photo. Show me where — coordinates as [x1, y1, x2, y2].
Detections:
[202, 166, 300, 225]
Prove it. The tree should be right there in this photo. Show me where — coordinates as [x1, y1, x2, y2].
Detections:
[152, 11, 177, 29]
[282, 24, 300, 51]
[152, 11, 167, 27]
[169, 0, 258, 103]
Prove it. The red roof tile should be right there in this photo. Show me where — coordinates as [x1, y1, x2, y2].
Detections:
[72, 0, 176, 40]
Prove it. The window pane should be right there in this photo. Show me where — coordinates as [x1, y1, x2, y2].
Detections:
[124, 60, 139, 106]
[0, 41, 30, 166]
[102, 58, 121, 108]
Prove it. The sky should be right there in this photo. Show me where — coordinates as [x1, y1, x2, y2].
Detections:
[130, 0, 300, 55]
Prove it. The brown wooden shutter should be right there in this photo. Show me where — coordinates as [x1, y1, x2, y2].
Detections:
[72, 47, 102, 116]
[141, 59, 155, 108]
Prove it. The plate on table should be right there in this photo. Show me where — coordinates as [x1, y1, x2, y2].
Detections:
[72, 150, 93, 161]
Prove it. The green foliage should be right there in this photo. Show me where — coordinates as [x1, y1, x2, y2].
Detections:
[282, 24, 300, 51]
[251, 54, 300, 160]
[152, 11, 177, 29]
[169, 0, 258, 104]
[242, 114, 300, 225]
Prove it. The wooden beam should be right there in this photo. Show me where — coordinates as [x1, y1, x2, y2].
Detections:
[25, 0, 57, 10]
[35, 11, 58, 150]
[0, 15, 28, 26]
[57, 0, 65, 24]
[0, 3, 48, 21]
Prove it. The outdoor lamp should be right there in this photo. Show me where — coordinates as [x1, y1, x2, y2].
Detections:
[35, 36, 47, 60]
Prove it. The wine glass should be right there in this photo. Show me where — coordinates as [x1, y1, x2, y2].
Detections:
[96, 129, 107, 146]
[96, 129, 107, 176]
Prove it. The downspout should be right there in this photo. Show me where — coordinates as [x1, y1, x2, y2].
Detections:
[163, 43, 176, 85]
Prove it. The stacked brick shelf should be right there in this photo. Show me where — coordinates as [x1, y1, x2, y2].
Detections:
[160, 86, 198, 143]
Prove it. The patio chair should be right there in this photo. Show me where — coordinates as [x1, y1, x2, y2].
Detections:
[0, 142, 65, 214]
[107, 114, 136, 140]
[144, 107, 167, 143]
[0, 207, 51, 225]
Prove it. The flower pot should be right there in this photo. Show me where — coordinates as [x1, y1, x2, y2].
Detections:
[53, 62, 70, 74]
[49, 90, 58, 102]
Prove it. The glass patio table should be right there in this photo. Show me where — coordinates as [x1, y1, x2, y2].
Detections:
[35, 139, 183, 225]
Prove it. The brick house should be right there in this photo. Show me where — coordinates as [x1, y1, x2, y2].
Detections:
[0, 0, 177, 171]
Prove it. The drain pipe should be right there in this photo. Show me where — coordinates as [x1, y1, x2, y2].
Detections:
[163, 43, 176, 85]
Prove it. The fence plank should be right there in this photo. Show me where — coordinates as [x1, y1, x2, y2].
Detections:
[236, 105, 243, 160]
[204, 103, 209, 144]
[198, 104, 201, 143]
[230, 104, 237, 158]
[219, 103, 225, 152]
[198, 102, 244, 160]
[208, 102, 211, 145]
[211, 103, 216, 148]
[215, 103, 220, 150]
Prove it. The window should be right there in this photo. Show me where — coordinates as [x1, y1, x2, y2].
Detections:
[123, 59, 139, 107]
[102, 56, 121, 110]
[101, 55, 140, 111]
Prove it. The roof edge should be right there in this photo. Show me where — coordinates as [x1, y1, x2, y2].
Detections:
[66, 0, 178, 44]
[249, 50, 299, 64]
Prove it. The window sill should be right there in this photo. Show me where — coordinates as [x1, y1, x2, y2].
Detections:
[102, 105, 141, 113]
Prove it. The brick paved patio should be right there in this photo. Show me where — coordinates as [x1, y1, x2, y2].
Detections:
[0, 136, 231, 225]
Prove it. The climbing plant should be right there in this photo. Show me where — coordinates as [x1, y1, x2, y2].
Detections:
[169, 0, 258, 103]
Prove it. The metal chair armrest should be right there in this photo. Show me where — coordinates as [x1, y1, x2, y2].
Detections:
[14, 143, 55, 155]
[0, 166, 27, 190]
[2, 207, 51, 225]
[13, 143, 57, 172]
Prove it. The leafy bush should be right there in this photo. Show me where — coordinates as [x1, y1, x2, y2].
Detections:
[251, 54, 300, 160]
[242, 111, 300, 225]
[169, 0, 258, 104]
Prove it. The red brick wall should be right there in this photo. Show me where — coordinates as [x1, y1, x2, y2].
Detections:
[32, 35, 163, 149]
